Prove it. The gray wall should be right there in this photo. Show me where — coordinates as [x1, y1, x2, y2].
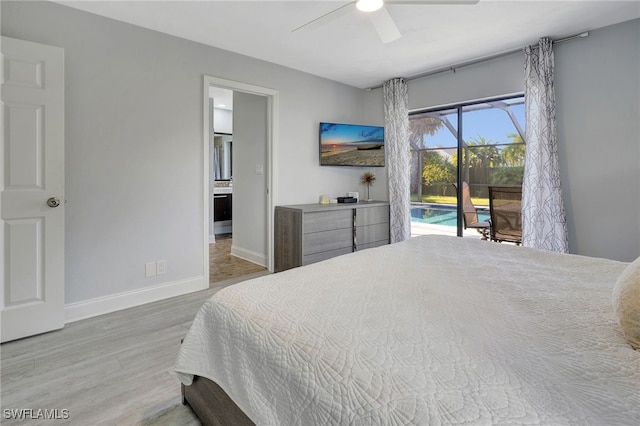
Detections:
[2, 1, 376, 306]
[554, 19, 639, 262]
[232, 92, 268, 264]
[364, 19, 640, 262]
[3, 0, 637, 316]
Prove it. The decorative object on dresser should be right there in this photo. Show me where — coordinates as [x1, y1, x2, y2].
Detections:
[360, 171, 376, 201]
[274, 201, 390, 272]
[337, 196, 357, 203]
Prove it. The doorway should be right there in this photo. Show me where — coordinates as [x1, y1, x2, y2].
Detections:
[408, 95, 525, 239]
[209, 88, 233, 242]
[203, 76, 278, 285]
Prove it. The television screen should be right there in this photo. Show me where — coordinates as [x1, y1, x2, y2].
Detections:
[319, 122, 385, 167]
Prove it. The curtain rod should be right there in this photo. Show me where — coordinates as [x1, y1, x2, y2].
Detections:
[367, 31, 589, 91]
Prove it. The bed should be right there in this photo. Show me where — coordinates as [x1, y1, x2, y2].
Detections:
[175, 235, 640, 425]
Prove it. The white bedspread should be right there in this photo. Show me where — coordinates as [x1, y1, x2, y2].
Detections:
[175, 235, 640, 425]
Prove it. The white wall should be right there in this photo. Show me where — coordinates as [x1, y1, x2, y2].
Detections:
[1, 1, 379, 311]
[213, 108, 232, 135]
[364, 19, 640, 262]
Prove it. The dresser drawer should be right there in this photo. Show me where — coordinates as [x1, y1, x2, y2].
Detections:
[355, 240, 389, 252]
[303, 210, 353, 234]
[355, 222, 390, 246]
[303, 247, 354, 266]
[355, 205, 389, 226]
[303, 228, 353, 255]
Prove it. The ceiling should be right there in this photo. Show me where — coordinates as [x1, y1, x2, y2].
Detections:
[55, 0, 640, 89]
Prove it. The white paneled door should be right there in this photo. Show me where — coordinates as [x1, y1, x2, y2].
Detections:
[1, 37, 65, 342]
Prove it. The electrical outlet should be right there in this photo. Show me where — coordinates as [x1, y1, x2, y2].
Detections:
[157, 260, 167, 275]
[145, 262, 156, 277]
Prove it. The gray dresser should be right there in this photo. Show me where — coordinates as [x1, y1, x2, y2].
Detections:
[274, 201, 390, 272]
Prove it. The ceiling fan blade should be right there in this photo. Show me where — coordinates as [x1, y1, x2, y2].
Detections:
[369, 6, 402, 44]
[292, 2, 356, 33]
[386, 0, 480, 4]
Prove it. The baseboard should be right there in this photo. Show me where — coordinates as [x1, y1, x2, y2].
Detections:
[230, 245, 267, 268]
[64, 275, 206, 323]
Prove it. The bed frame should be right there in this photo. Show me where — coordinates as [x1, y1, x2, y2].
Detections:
[181, 375, 255, 426]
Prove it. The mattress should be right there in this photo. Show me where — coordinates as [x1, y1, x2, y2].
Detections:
[175, 235, 640, 425]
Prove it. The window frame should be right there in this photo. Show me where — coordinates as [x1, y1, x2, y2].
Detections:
[409, 94, 525, 237]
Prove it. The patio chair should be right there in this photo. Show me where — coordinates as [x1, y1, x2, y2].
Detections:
[488, 186, 522, 245]
[454, 182, 490, 240]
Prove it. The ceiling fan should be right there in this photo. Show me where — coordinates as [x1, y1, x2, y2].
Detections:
[293, 0, 480, 44]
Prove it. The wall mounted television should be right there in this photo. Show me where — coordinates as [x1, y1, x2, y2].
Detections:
[319, 122, 385, 167]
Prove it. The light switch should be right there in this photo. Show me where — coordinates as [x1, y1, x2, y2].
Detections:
[255, 164, 263, 175]
[145, 262, 156, 277]
[157, 260, 167, 275]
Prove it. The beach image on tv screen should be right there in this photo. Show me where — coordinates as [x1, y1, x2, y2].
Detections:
[320, 122, 385, 167]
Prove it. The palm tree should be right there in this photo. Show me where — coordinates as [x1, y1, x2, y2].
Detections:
[409, 117, 443, 149]
[501, 133, 526, 166]
[467, 136, 501, 169]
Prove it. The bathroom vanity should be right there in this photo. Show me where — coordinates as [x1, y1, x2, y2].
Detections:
[213, 182, 232, 235]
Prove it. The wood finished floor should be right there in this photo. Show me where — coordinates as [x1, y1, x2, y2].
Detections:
[1, 236, 269, 425]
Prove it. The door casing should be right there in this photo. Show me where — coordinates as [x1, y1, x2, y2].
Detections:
[202, 76, 279, 277]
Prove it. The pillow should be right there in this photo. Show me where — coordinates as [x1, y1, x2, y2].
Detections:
[612, 256, 640, 350]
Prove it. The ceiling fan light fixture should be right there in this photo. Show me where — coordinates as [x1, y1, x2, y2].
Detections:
[356, 0, 384, 13]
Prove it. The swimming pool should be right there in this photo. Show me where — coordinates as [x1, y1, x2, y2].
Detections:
[410, 204, 489, 227]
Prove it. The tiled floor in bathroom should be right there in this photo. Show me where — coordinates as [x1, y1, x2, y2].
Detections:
[209, 233, 268, 284]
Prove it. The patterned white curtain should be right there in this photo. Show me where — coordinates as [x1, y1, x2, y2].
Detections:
[522, 38, 569, 252]
[383, 78, 410, 243]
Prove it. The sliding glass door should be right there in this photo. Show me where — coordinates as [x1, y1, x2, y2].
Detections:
[409, 95, 525, 238]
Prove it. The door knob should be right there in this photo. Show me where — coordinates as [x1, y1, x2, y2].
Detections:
[47, 197, 61, 208]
